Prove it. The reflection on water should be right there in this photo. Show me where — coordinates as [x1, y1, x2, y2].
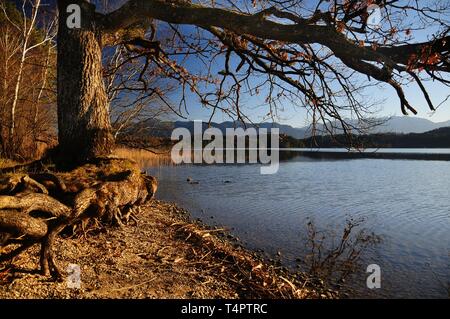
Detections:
[299, 217, 382, 294]
[291, 148, 450, 154]
[146, 155, 450, 298]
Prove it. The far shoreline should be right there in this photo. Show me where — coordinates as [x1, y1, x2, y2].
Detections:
[281, 149, 450, 161]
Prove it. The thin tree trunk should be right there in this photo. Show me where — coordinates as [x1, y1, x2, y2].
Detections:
[29, 44, 52, 158]
[0, 48, 8, 156]
[9, 49, 26, 154]
[7, 0, 43, 158]
[56, 0, 114, 165]
[34, 44, 51, 126]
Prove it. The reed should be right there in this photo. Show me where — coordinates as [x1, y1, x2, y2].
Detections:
[114, 147, 173, 169]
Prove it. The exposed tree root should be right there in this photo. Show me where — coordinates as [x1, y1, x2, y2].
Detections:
[0, 158, 158, 280]
[0, 194, 71, 216]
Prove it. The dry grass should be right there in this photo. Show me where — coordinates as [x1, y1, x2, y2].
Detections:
[1, 146, 170, 171]
[114, 147, 173, 169]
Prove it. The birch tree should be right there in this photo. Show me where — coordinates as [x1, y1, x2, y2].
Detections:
[0, 0, 55, 157]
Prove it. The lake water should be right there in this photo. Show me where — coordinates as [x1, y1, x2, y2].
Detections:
[146, 152, 449, 298]
[292, 148, 450, 154]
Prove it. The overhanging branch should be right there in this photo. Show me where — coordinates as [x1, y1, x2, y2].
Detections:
[94, 0, 449, 114]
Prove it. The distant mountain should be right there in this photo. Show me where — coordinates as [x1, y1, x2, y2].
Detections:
[292, 116, 450, 136]
[298, 126, 450, 149]
[124, 116, 450, 139]
[124, 119, 309, 139]
[372, 117, 450, 134]
[171, 121, 310, 138]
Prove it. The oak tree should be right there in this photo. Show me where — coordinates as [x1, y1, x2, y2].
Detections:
[1, 0, 449, 279]
[54, 0, 449, 163]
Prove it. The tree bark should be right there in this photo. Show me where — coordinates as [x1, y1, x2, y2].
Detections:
[0, 159, 158, 277]
[57, 0, 114, 165]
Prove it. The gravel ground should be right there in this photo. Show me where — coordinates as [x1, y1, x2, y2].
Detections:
[0, 200, 332, 299]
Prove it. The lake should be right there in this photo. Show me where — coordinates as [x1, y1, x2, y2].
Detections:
[290, 148, 450, 154]
[146, 151, 449, 298]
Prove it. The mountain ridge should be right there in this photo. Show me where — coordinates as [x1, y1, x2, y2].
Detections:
[125, 116, 450, 139]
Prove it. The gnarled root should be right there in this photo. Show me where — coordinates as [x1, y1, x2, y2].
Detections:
[0, 210, 48, 239]
[0, 194, 71, 279]
[40, 221, 67, 279]
[0, 158, 158, 279]
[0, 193, 71, 217]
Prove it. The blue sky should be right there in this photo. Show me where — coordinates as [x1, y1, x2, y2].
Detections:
[158, 1, 450, 127]
[166, 42, 450, 127]
[172, 80, 450, 127]
[17, 0, 449, 127]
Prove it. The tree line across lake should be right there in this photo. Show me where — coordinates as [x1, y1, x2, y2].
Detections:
[294, 127, 450, 149]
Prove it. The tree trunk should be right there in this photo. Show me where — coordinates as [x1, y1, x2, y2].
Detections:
[0, 58, 6, 157]
[57, 0, 114, 165]
[9, 47, 26, 156]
